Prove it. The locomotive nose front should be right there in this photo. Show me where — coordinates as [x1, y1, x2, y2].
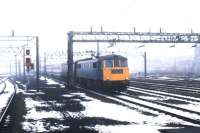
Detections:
[103, 59, 129, 81]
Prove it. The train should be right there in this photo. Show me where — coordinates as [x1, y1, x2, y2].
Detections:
[74, 54, 129, 89]
[46, 54, 130, 89]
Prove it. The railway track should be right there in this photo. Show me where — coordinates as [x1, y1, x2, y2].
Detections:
[78, 85, 200, 125]
[122, 90, 200, 116]
[0, 79, 17, 127]
[130, 80, 200, 93]
[48, 76, 200, 126]
[132, 78, 200, 87]
[128, 86, 200, 103]
[129, 80, 200, 98]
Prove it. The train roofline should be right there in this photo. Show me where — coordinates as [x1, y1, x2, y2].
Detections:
[75, 54, 127, 63]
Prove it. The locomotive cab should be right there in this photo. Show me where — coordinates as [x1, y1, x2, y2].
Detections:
[102, 55, 129, 87]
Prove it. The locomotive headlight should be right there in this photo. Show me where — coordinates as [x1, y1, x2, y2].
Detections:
[106, 77, 110, 80]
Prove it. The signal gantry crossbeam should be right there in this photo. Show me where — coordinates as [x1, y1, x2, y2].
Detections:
[71, 31, 200, 43]
[67, 31, 200, 88]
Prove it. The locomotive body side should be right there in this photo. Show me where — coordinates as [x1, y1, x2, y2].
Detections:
[75, 58, 101, 81]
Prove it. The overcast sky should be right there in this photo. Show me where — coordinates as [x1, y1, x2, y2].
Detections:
[0, 0, 199, 72]
[0, 0, 199, 49]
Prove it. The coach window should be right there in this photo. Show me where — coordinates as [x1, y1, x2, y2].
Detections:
[105, 60, 113, 68]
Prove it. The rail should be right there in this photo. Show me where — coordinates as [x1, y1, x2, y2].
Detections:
[0, 79, 17, 125]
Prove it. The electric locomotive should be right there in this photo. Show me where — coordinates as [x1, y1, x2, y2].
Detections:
[74, 54, 129, 88]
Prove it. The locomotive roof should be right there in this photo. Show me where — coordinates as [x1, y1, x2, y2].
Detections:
[75, 54, 127, 63]
[98, 54, 127, 60]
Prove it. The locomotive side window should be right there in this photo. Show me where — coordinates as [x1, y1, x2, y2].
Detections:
[93, 62, 97, 68]
[105, 60, 113, 68]
[78, 64, 81, 69]
[120, 59, 128, 67]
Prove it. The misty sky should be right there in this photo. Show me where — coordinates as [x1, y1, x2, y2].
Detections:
[0, 0, 199, 49]
[0, 0, 199, 73]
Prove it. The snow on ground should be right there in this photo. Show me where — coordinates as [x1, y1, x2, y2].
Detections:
[139, 95, 166, 101]
[0, 93, 10, 111]
[64, 92, 196, 133]
[153, 76, 184, 81]
[62, 94, 73, 98]
[22, 120, 69, 133]
[128, 87, 200, 102]
[45, 78, 60, 85]
[17, 88, 45, 95]
[40, 77, 66, 88]
[137, 92, 200, 113]
[94, 125, 162, 133]
[0, 82, 5, 93]
[23, 98, 62, 119]
[81, 94, 193, 126]
[22, 97, 65, 132]
[118, 95, 200, 126]
[19, 77, 200, 133]
[178, 103, 200, 113]
[59, 84, 66, 88]
[40, 76, 60, 85]
[0, 80, 15, 117]
[20, 87, 65, 132]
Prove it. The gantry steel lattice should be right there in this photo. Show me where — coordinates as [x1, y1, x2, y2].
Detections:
[0, 34, 40, 91]
[67, 31, 200, 87]
[72, 31, 200, 43]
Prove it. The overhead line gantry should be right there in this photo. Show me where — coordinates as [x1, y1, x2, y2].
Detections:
[0, 34, 40, 92]
[67, 31, 200, 88]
